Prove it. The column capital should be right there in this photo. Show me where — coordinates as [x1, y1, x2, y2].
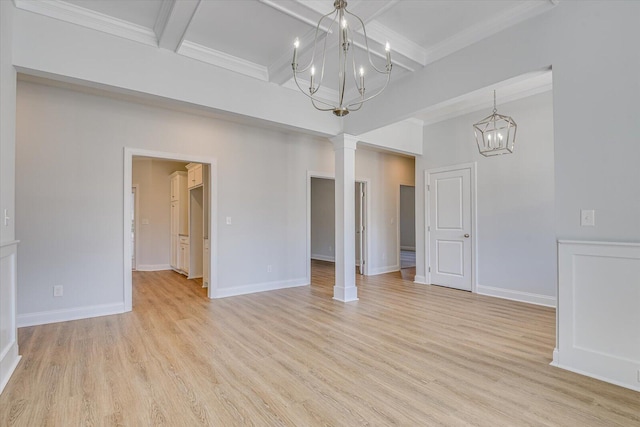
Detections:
[330, 133, 359, 151]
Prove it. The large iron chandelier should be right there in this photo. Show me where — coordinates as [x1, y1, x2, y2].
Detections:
[473, 90, 517, 156]
[292, 0, 392, 117]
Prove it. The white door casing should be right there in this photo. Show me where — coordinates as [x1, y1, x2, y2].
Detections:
[426, 164, 475, 291]
[356, 182, 365, 275]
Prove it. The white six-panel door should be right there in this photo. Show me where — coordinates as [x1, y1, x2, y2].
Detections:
[427, 166, 473, 291]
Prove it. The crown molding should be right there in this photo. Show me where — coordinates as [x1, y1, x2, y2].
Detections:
[423, 0, 558, 66]
[360, 20, 427, 67]
[178, 41, 269, 81]
[419, 82, 553, 127]
[14, 0, 158, 47]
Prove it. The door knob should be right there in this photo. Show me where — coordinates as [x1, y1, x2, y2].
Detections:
[464, 234, 470, 238]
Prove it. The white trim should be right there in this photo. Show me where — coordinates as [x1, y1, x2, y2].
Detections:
[211, 278, 308, 299]
[136, 264, 172, 272]
[368, 265, 400, 276]
[153, 0, 174, 39]
[413, 275, 428, 285]
[0, 241, 20, 394]
[17, 302, 126, 328]
[311, 254, 335, 263]
[0, 343, 21, 395]
[131, 183, 139, 271]
[477, 285, 556, 308]
[364, 20, 427, 66]
[550, 361, 640, 393]
[425, 162, 477, 292]
[178, 41, 269, 82]
[124, 147, 218, 310]
[557, 239, 640, 247]
[14, 0, 158, 47]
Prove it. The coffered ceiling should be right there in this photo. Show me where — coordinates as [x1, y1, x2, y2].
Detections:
[14, 0, 557, 121]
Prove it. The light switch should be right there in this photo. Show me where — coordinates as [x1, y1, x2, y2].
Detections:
[226, 216, 232, 225]
[581, 209, 595, 226]
[141, 219, 150, 225]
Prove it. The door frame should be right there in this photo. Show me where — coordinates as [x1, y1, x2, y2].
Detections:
[425, 162, 477, 292]
[131, 184, 139, 271]
[124, 147, 218, 311]
[306, 171, 371, 284]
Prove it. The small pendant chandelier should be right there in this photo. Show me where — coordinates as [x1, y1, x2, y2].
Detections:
[473, 90, 517, 156]
[292, 0, 392, 117]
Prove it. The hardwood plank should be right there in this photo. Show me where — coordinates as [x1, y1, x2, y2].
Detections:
[1, 262, 638, 426]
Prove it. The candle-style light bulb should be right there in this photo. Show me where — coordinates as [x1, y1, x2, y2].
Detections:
[293, 38, 300, 69]
[359, 66, 365, 90]
[310, 65, 315, 92]
[341, 18, 347, 29]
[385, 41, 391, 64]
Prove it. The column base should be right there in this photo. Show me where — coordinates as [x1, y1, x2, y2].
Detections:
[333, 285, 359, 302]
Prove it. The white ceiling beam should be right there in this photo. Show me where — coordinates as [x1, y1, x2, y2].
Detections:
[155, 0, 200, 52]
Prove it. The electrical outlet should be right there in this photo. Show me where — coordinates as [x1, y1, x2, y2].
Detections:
[637, 369, 640, 383]
[267, 265, 272, 273]
[226, 216, 232, 225]
[53, 285, 63, 297]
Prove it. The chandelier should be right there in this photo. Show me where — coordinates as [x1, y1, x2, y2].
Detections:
[473, 90, 517, 156]
[292, 0, 392, 117]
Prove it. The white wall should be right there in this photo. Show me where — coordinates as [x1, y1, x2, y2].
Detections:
[310, 177, 335, 262]
[419, 91, 555, 303]
[15, 79, 414, 320]
[132, 158, 188, 270]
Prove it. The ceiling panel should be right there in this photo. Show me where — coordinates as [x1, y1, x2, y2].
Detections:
[184, 0, 312, 66]
[63, 0, 165, 29]
[376, 0, 527, 48]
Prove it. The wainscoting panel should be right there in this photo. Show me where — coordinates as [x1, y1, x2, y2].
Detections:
[553, 240, 640, 392]
[1, 241, 21, 394]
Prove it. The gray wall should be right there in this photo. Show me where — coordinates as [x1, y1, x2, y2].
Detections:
[399, 185, 415, 250]
[420, 91, 555, 298]
[15, 80, 414, 317]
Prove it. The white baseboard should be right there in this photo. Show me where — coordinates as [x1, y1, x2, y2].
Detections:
[311, 254, 335, 262]
[368, 264, 400, 276]
[476, 285, 556, 308]
[0, 342, 21, 394]
[551, 359, 640, 393]
[136, 264, 172, 271]
[400, 246, 416, 251]
[211, 277, 308, 298]
[413, 275, 428, 285]
[17, 302, 126, 327]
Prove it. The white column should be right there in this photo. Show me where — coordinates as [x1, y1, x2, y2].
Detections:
[331, 134, 358, 302]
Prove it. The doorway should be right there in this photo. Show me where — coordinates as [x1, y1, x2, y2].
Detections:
[425, 163, 476, 292]
[124, 148, 217, 311]
[399, 184, 416, 270]
[308, 174, 369, 283]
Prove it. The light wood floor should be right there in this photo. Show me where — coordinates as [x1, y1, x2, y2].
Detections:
[1, 261, 639, 426]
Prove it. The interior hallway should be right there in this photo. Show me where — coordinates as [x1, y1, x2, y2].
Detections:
[1, 262, 638, 426]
